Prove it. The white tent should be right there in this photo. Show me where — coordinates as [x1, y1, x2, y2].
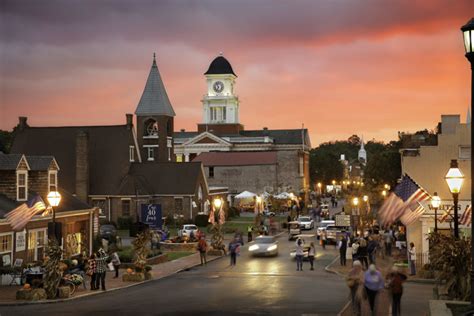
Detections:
[234, 191, 257, 199]
[274, 192, 292, 199]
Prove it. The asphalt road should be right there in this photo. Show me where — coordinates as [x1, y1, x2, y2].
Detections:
[0, 222, 434, 316]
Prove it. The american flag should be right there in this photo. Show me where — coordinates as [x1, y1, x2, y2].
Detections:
[439, 207, 452, 223]
[400, 201, 425, 226]
[208, 207, 215, 225]
[378, 175, 431, 227]
[6, 195, 47, 231]
[460, 205, 472, 226]
[218, 203, 226, 225]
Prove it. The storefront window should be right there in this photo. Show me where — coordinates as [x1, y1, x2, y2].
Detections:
[27, 229, 47, 262]
[0, 233, 13, 266]
[66, 233, 82, 256]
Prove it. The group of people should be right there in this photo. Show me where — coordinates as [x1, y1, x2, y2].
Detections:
[294, 237, 316, 271]
[86, 248, 121, 291]
[347, 261, 407, 316]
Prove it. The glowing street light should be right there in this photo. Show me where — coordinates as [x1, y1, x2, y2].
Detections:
[430, 192, 441, 233]
[382, 190, 387, 198]
[47, 191, 61, 242]
[445, 159, 464, 238]
[363, 195, 369, 202]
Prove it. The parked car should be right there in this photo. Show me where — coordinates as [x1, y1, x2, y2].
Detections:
[325, 226, 350, 244]
[178, 224, 199, 238]
[99, 224, 117, 240]
[317, 220, 335, 239]
[288, 221, 302, 240]
[248, 236, 278, 256]
[263, 209, 276, 217]
[297, 216, 314, 230]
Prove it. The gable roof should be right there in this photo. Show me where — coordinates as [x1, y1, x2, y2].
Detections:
[0, 153, 56, 171]
[135, 57, 176, 117]
[193, 151, 278, 166]
[118, 162, 203, 195]
[11, 125, 134, 195]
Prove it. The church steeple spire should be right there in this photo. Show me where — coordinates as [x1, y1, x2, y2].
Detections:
[358, 135, 367, 164]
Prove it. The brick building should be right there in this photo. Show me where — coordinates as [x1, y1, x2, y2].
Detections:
[0, 153, 98, 266]
[10, 56, 209, 223]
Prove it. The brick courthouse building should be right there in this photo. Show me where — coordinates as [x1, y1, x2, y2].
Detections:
[0, 153, 98, 268]
[11, 56, 210, 223]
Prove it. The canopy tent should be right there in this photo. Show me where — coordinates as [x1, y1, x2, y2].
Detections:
[274, 192, 292, 200]
[234, 191, 257, 199]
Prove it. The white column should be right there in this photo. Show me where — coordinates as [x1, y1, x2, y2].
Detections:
[185, 154, 190, 162]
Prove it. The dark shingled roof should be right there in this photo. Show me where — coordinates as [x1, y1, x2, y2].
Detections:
[11, 125, 134, 195]
[193, 151, 277, 166]
[0, 153, 56, 171]
[118, 162, 203, 195]
[173, 128, 310, 146]
[0, 188, 91, 219]
[204, 56, 237, 76]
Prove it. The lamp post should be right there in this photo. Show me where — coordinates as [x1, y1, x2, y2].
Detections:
[461, 17, 474, 305]
[445, 159, 464, 238]
[317, 182, 322, 195]
[382, 190, 387, 198]
[362, 195, 369, 229]
[47, 191, 61, 242]
[431, 192, 441, 233]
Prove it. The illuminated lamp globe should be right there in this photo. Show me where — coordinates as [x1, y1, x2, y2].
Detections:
[352, 197, 359, 206]
[431, 192, 441, 209]
[445, 160, 464, 194]
[461, 18, 474, 55]
[213, 198, 223, 209]
[47, 191, 61, 207]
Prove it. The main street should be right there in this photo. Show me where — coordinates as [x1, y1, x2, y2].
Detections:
[0, 222, 434, 316]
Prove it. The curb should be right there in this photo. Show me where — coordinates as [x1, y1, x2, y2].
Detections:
[324, 254, 346, 277]
[0, 254, 225, 307]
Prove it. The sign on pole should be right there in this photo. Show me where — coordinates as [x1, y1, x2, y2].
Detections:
[335, 214, 352, 227]
[140, 204, 162, 230]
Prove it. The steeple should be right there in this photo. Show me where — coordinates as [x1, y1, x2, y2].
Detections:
[135, 54, 175, 117]
[358, 135, 367, 164]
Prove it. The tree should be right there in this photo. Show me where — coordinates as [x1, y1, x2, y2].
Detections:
[0, 130, 13, 153]
[310, 149, 344, 184]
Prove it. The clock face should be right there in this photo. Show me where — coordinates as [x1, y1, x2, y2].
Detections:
[213, 81, 224, 93]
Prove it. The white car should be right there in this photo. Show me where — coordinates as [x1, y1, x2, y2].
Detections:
[317, 220, 335, 239]
[248, 236, 278, 256]
[297, 216, 314, 230]
[178, 224, 199, 238]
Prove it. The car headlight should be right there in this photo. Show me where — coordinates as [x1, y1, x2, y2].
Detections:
[249, 245, 260, 251]
[267, 245, 277, 251]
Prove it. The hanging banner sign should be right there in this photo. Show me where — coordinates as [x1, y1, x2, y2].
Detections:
[140, 204, 162, 230]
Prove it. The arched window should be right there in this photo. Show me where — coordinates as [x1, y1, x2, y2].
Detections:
[144, 119, 159, 136]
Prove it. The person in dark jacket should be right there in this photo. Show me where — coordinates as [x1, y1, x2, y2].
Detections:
[338, 236, 348, 266]
[385, 266, 407, 316]
[367, 236, 378, 265]
[358, 238, 369, 269]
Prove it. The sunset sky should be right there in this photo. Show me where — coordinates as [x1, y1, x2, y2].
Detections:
[1, 0, 473, 145]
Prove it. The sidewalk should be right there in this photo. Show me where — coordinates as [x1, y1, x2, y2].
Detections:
[0, 252, 223, 305]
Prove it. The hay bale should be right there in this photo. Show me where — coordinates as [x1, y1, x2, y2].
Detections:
[122, 273, 145, 282]
[57, 286, 71, 298]
[30, 288, 47, 301]
[16, 289, 32, 300]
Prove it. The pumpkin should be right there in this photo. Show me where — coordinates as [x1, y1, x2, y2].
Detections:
[127, 268, 133, 274]
[23, 283, 31, 290]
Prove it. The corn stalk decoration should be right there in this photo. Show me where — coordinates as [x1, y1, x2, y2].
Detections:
[428, 232, 471, 301]
[132, 230, 152, 272]
[43, 239, 63, 299]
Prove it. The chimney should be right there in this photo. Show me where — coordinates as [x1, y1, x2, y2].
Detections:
[75, 130, 89, 203]
[18, 117, 29, 131]
[126, 114, 133, 130]
[263, 127, 268, 136]
[180, 129, 185, 132]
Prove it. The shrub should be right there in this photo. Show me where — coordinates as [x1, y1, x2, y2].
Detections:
[195, 214, 209, 227]
[227, 207, 240, 218]
[117, 216, 133, 230]
[165, 215, 175, 226]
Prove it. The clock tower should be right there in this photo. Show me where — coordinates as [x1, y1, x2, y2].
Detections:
[199, 53, 243, 134]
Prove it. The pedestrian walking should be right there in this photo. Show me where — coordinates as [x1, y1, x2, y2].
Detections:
[308, 242, 316, 270]
[352, 239, 360, 263]
[247, 224, 253, 242]
[367, 236, 377, 265]
[321, 231, 327, 249]
[385, 265, 407, 316]
[408, 242, 416, 275]
[338, 236, 347, 266]
[384, 230, 393, 256]
[228, 238, 240, 266]
[86, 253, 97, 290]
[295, 238, 305, 271]
[346, 260, 364, 316]
[197, 236, 208, 265]
[363, 264, 385, 315]
[110, 250, 121, 279]
[95, 248, 109, 291]
[358, 238, 369, 269]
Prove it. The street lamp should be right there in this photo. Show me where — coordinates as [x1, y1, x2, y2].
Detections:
[445, 159, 464, 238]
[461, 17, 474, 306]
[47, 191, 61, 242]
[431, 192, 441, 233]
[213, 198, 223, 209]
[317, 182, 322, 195]
[382, 190, 387, 198]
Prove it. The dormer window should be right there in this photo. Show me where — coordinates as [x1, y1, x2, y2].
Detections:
[16, 171, 28, 201]
[48, 170, 57, 191]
